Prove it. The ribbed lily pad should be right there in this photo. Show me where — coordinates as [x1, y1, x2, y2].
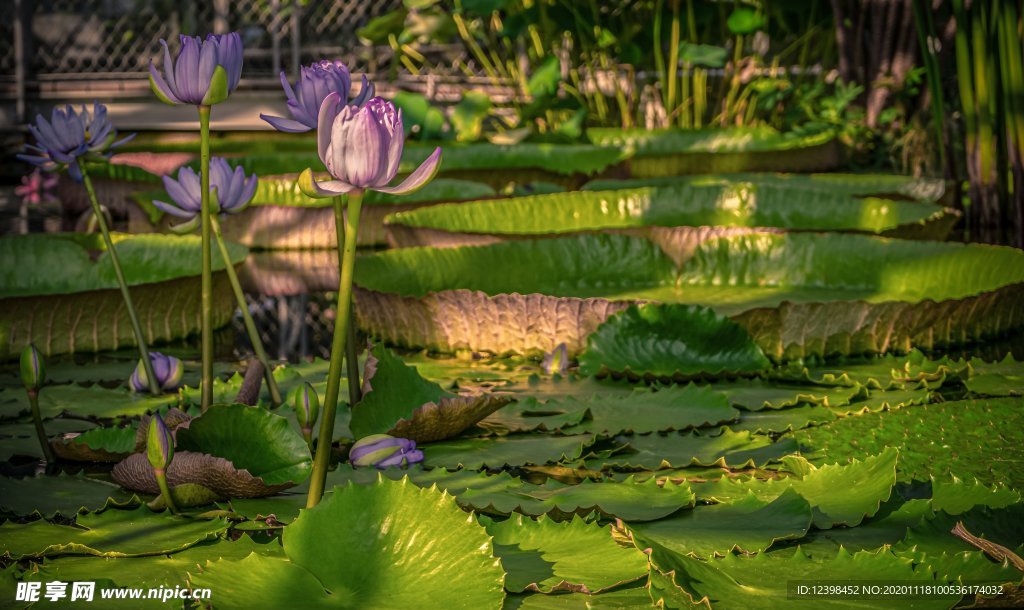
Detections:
[12, 535, 282, 607]
[517, 384, 739, 435]
[583, 172, 948, 203]
[0, 473, 140, 518]
[593, 428, 798, 470]
[0, 233, 245, 359]
[713, 379, 868, 411]
[647, 546, 954, 610]
[218, 143, 623, 178]
[0, 383, 177, 420]
[51, 425, 137, 462]
[794, 398, 1024, 490]
[385, 183, 957, 258]
[353, 233, 1024, 359]
[586, 126, 839, 176]
[174, 403, 312, 487]
[630, 488, 812, 557]
[930, 475, 1022, 515]
[695, 448, 899, 528]
[0, 506, 228, 559]
[477, 404, 589, 435]
[138, 178, 496, 249]
[192, 477, 506, 610]
[965, 356, 1024, 397]
[423, 434, 595, 470]
[486, 514, 648, 593]
[579, 304, 770, 379]
[729, 403, 837, 433]
[351, 345, 510, 442]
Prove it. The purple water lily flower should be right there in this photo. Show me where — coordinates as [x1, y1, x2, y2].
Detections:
[298, 94, 441, 197]
[149, 33, 243, 106]
[350, 434, 424, 469]
[153, 157, 257, 231]
[130, 352, 184, 393]
[260, 60, 374, 133]
[17, 103, 135, 181]
[146, 413, 175, 471]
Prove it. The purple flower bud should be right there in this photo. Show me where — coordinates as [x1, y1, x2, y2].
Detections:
[260, 60, 375, 133]
[152, 157, 257, 229]
[541, 342, 570, 376]
[292, 382, 320, 432]
[298, 95, 441, 198]
[19, 344, 45, 392]
[149, 33, 243, 106]
[350, 434, 424, 469]
[146, 413, 174, 471]
[17, 103, 135, 182]
[130, 352, 184, 393]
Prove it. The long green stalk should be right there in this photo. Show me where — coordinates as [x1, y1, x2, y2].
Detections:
[211, 217, 282, 407]
[80, 165, 159, 395]
[307, 190, 363, 508]
[666, 0, 681, 121]
[653, 0, 667, 114]
[27, 389, 55, 463]
[331, 196, 362, 406]
[154, 468, 178, 514]
[198, 105, 213, 411]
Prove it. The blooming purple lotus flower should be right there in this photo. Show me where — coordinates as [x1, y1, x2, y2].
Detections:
[130, 352, 184, 393]
[146, 413, 175, 471]
[149, 33, 243, 106]
[17, 103, 135, 181]
[260, 60, 374, 133]
[350, 434, 424, 469]
[298, 94, 441, 197]
[153, 157, 257, 231]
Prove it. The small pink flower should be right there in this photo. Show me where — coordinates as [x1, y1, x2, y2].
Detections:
[15, 170, 59, 205]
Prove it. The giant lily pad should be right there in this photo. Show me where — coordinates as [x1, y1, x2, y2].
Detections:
[112, 403, 311, 498]
[515, 384, 739, 435]
[190, 477, 506, 609]
[138, 178, 496, 248]
[586, 126, 839, 176]
[351, 345, 510, 442]
[629, 488, 813, 557]
[353, 233, 1024, 360]
[485, 514, 648, 593]
[646, 545, 956, 609]
[0, 233, 245, 359]
[385, 183, 958, 261]
[694, 448, 899, 528]
[583, 172, 949, 204]
[0, 506, 228, 559]
[579, 304, 770, 379]
[591, 428, 797, 470]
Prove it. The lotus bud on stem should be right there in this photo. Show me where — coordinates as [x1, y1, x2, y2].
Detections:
[292, 382, 320, 449]
[146, 414, 177, 514]
[20, 344, 55, 463]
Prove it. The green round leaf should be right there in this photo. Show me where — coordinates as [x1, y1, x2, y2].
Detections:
[175, 403, 311, 486]
[285, 477, 505, 607]
[580, 304, 770, 379]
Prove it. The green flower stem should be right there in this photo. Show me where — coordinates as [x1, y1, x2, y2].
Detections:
[80, 164, 160, 395]
[153, 467, 178, 514]
[27, 389, 55, 463]
[307, 189, 364, 508]
[301, 427, 314, 450]
[332, 196, 363, 406]
[211, 216, 282, 406]
[199, 105, 214, 411]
